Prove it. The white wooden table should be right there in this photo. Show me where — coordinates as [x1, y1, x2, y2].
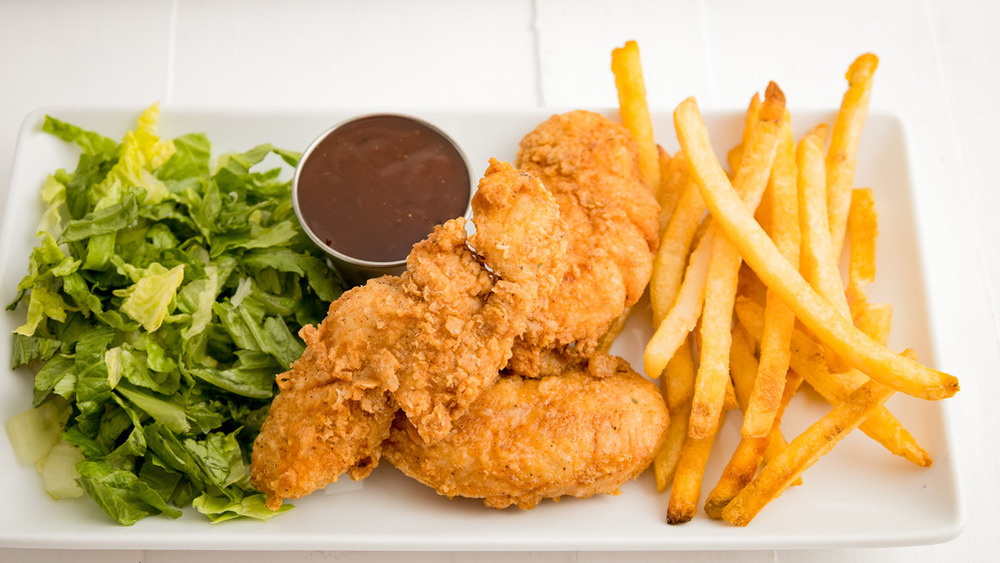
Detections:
[1, 1, 997, 561]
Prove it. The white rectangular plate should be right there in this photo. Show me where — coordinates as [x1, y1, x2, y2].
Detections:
[0, 106, 961, 551]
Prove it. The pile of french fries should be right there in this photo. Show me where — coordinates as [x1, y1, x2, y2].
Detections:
[610, 41, 959, 526]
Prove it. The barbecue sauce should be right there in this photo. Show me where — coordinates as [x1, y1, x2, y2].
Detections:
[295, 115, 471, 263]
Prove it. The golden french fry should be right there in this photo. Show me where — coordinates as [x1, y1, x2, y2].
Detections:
[726, 93, 762, 173]
[612, 40, 660, 191]
[667, 408, 727, 524]
[649, 84, 785, 381]
[743, 111, 799, 438]
[704, 434, 768, 520]
[722, 377, 896, 526]
[649, 155, 706, 326]
[673, 96, 958, 400]
[727, 144, 744, 175]
[735, 297, 933, 467]
[660, 144, 674, 169]
[731, 86, 784, 205]
[727, 324, 758, 406]
[645, 229, 714, 378]
[665, 337, 697, 414]
[846, 187, 879, 321]
[827, 53, 879, 260]
[727, 324, 799, 469]
[703, 326, 768, 519]
[690, 234, 743, 437]
[689, 83, 786, 439]
[657, 146, 683, 230]
[655, 400, 691, 492]
[796, 122, 855, 373]
[797, 124, 852, 321]
[753, 183, 773, 240]
[654, 338, 697, 491]
[706, 365, 804, 520]
[736, 262, 768, 308]
[855, 302, 893, 345]
[848, 187, 878, 289]
[724, 378, 739, 412]
[764, 370, 804, 486]
[741, 94, 763, 150]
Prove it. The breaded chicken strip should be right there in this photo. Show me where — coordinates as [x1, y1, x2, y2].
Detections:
[250, 159, 567, 509]
[384, 355, 668, 509]
[509, 110, 660, 377]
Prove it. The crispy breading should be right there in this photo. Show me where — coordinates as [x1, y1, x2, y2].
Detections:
[509, 110, 660, 376]
[250, 159, 567, 509]
[384, 355, 669, 509]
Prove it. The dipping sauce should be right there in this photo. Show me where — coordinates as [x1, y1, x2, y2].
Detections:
[294, 114, 472, 264]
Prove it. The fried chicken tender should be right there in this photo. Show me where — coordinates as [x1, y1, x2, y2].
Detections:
[509, 110, 660, 377]
[384, 355, 669, 509]
[250, 159, 567, 509]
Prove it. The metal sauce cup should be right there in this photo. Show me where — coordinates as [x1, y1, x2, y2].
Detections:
[292, 113, 475, 287]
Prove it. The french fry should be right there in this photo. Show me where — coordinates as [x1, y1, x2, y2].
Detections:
[846, 187, 879, 320]
[612, 40, 660, 191]
[657, 146, 683, 230]
[742, 111, 799, 438]
[734, 297, 933, 467]
[721, 376, 896, 526]
[796, 122, 855, 373]
[691, 234, 743, 437]
[705, 436, 769, 520]
[673, 96, 958, 400]
[827, 53, 879, 260]
[648, 85, 784, 379]
[855, 302, 893, 345]
[667, 408, 727, 524]
[734, 327, 800, 454]
[723, 378, 739, 412]
[702, 327, 766, 518]
[736, 262, 768, 308]
[801, 131, 911, 454]
[742, 94, 763, 146]
[764, 371, 804, 485]
[654, 337, 696, 491]
[704, 334, 803, 520]
[797, 124, 851, 321]
[655, 399, 691, 492]
[689, 83, 786, 439]
[649, 155, 706, 326]
[623, 46, 950, 525]
[762, 413, 795, 481]
[645, 228, 714, 378]
[727, 324, 759, 407]
[664, 337, 698, 414]
[726, 324, 799, 467]
[727, 145, 744, 175]
[726, 93, 762, 173]
[847, 187, 878, 289]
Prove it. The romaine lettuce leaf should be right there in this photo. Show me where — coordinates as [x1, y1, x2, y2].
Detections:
[193, 491, 291, 523]
[115, 263, 185, 332]
[76, 460, 183, 526]
[42, 116, 119, 159]
[7, 104, 345, 524]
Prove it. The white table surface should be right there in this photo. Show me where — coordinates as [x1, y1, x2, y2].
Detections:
[1, 0, 998, 561]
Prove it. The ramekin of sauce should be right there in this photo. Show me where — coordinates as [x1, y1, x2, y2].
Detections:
[293, 114, 475, 285]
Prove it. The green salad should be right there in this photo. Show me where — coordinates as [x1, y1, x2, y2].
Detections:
[5, 104, 345, 525]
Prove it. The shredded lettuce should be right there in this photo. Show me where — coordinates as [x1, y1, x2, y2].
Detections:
[6, 104, 346, 525]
